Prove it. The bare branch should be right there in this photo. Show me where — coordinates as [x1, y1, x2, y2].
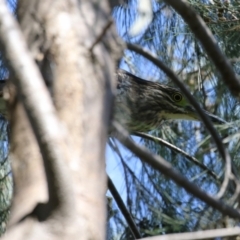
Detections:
[109, 138, 167, 205]
[89, 19, 114, 53]
[113, 121, 240, 219]
[108, 175, 141, 239]
[133, 132, 219, 180]
[162, 0, 240, 97]
[126, 43, 232, 198]
[137, 227, 240, 240]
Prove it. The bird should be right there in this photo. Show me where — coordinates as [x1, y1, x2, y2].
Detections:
[114, 69, 226, 132]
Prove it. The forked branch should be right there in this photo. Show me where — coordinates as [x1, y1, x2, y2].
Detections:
[113, 121, 240, 219]
[126, 43, 232, 199]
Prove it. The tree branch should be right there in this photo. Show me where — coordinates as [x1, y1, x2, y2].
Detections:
[113, 121, 240, 219]
[137, 226, 240, 240]
[133, 132, 218, 180]
[108, 175, 141, 239]
[0, 0, 73, 219]
[89, 19, 114, 52]
[126, 43, 232, 199]
[109, 138, 168, 206]
[162, 0, 240, 97]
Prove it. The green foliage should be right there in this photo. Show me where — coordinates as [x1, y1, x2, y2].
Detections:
[0, 119, 11, 235]
[108, 0, 240, 239]
[0, 0, 16, 235]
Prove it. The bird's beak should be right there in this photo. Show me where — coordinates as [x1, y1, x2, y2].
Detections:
[185, 106, 226, 124]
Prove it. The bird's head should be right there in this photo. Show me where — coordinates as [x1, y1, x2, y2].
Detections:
[155, 85, 226, 124]
[116, 70, 226, 132]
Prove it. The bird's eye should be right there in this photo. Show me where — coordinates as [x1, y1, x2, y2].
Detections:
[172, 93, 182, 102]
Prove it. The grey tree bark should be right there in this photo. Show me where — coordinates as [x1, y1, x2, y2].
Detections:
[0, 0, 122, 239]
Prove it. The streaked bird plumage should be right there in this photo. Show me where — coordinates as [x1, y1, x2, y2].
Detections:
[114, 69, 225, 132]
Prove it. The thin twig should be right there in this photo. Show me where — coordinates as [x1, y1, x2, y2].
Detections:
[162, 0, 240, 97]
[108, 175, 142, 239]
[110, 139, 166, 205]
[137, 226, 240, 240]
[142, 163, 178, 206]
[109, 138, 133, 213]
[89, 19, 113, 52]
[110, 138, 173, 211]
[113, 121, 240, 219]
[126, 43, 232, 199]
[133, 132, 218, 180]
[228, 179, 240, 205]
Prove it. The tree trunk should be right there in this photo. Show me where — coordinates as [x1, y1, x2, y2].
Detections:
[0, 0, 122, 239]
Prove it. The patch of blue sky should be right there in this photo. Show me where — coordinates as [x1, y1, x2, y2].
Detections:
[106, 136, 143, 202]
[108, 2, 226, 229]
[6, 0, 16, 13]
[113, 0, 179, 82]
